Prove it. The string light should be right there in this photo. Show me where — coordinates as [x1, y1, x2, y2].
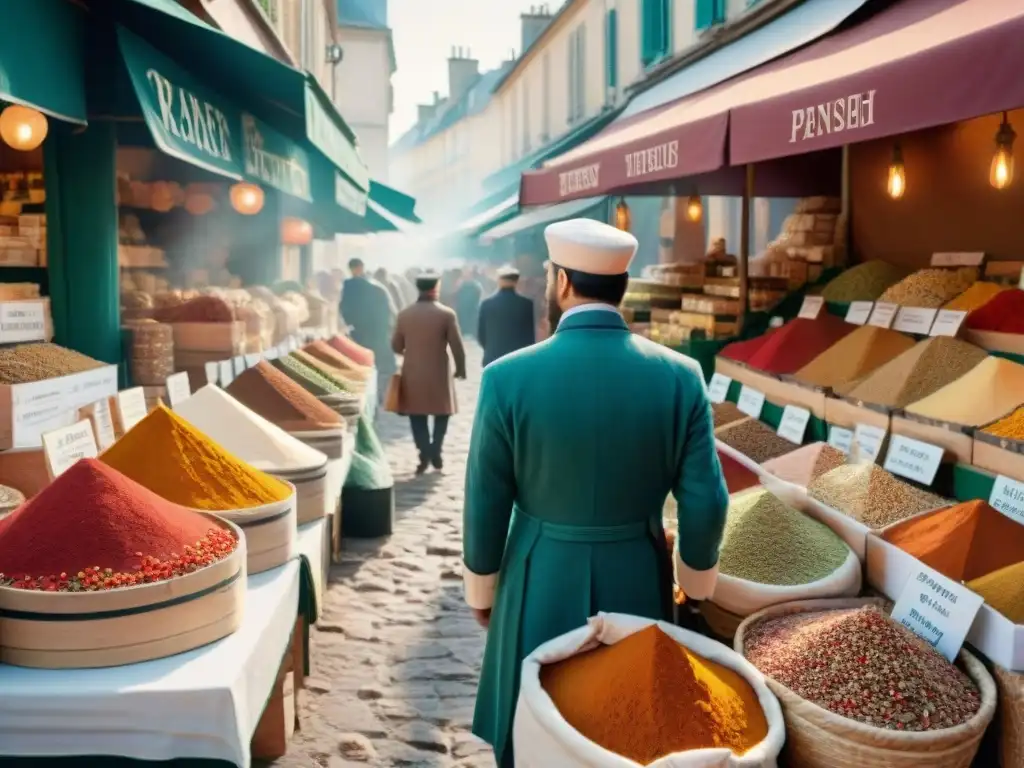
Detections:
[230, 183, 264, 215]
[281, 217, 313, 245]
[686, 194, 703, 222]
[614, 197, 631, 231]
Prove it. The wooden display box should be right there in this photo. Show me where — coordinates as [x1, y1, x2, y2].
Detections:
[972, 431, 1024, 483]
[171, 321, 246, 354]
[769, 377, 828, 420]
[890, 413, 974, 464]
[0, 447, 50, 497]
[713, 357, 778, 394]
[825, 396, 891, 433]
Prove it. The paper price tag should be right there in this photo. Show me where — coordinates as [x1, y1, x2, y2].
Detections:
[42, 419, 98, 479]
[90, 399, 116, 450]
[893, 307, 939, 335]
[233, 355, 246, 375]
[867, 302, 898, 329]
[988, 475, 1024, 526]
[245, 353, 260, 368]
[0, 301, 47, 343]
[852, 423, 886, 464]
[707, 373, 731, 404]
[891, 565, 984, 662]
[737, 386, 766, 419]
[845, 301, 873, 325]
[165, 372, 191, 408]
[777, 405, 811, 445]
[264, 347, 279, 360]
[930, 309, 968, 337]
[276, 343, 288, 357]
[828, 426, 853, 454]
[204, 361, 219, 386]
[116, 387, 148, 433]
[798, 296, 824, 320]
[931, 251, 984, 267]
[883, 434, 944, 486]
[219, 360, 234, 387]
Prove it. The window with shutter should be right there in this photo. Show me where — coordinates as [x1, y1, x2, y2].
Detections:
[695, 0, 726, 31]
[641, 0, 670, 68]
[605, 9, 618, 93]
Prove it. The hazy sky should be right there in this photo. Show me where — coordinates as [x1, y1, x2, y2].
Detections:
[389, 0, 551, 139]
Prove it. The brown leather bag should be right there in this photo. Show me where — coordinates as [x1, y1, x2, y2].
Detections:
[383, 372, 403, 413]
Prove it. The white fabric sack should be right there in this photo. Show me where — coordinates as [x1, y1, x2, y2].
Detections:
[514, 612, 785, 768]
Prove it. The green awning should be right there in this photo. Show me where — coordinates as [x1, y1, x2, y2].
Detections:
[119, 27, 311, 200]
[455, 194, 519, 237]
[480, 197, 608, 242]
[112, 0, 368, 197]
[369, 181, 421, 225]
[0, 0, 87, 124]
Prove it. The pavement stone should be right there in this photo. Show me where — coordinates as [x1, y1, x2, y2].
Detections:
[258, 342, 497, 768]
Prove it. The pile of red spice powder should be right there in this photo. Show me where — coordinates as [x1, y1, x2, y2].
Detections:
[328, 335, 375, 367]
[0, 459, 237, 592]
[965, 289, 1024, 334]
[719, 450, 760, 494]
[719, 327, 780, 364]
[744, 314, 855, 375]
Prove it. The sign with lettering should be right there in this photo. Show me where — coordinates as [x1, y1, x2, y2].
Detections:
[558, 163, 601, 198]
[893, 307, 938, 335]
[883, 435, 944, 485]
[264, 347, 279, 360]
[219, 360, 234, 386]
[204, 361, 219, 385]
[335, 171, 367, 216]
[165, 372, 191, 408]
[797, 296, 824, 320]
[86, 398, 116, 451]
[737, 386, 766, 419]
[42, 420, 98, 480]
[778, 405, 811, 445]
[828, 426, 853, 454]
[789, 90, 876, 144]
[931, 252, 985, 267]
[625, 140, 679, 180]
[988, 475, 1024, 526]
[892, 565, 984, 661]
[867, 302, 898, 329]
[116, 388, 148, 433]
[242, 113, 311, 201]
[852, 423, 886, 464]
[0, 301, 47, 344]
[930, 310, 968, 338]
[707, 373, 731, 404]
[845, 301, 873, 325]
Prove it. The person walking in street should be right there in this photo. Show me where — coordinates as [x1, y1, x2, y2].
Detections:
[477, 265, 535, 367]
[461, 219, 728, 767]
[454, 266, 483, 338]
[392, 270, 467, 475]
[340, 258, 397, 403]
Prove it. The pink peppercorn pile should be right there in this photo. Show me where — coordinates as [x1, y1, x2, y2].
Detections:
[744, 606, 981, 731]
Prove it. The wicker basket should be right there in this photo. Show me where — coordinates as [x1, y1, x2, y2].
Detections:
[734, 598, 997, 768]
[700, 600, 745, 642]
[994, 666, 1023, 768]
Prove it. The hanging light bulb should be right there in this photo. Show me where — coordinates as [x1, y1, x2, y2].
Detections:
[686, 194, 703, 222]
[230, 182, 264, 215]
[281, 216, 313, 245]
[0, 105, 48, 151]
[887, 144, 906, 200]
[614, 197, 631, 231]
[990, 112, 1016, 190]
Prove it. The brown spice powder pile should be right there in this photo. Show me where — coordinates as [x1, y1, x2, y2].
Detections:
[808, 464, 947, 529]
[716, 418, 799, 464]
[744, 606, 981, 731]
[795, 326, 916, 391]
[712, 401, 746, 429]
[905, 356, 1024, 427]
[761, 442, 846, 488]
[0, 343, 105, 384]
[226, 361, 342, 432]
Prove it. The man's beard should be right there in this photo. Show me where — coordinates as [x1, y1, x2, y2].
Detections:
[546, 293, 563, 330]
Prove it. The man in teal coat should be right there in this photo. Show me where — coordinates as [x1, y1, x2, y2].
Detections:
[462, 219, 729, 766]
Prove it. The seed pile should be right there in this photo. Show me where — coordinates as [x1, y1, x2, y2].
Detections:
[820, 261, 909, 302]
[718, 450, 760, 494]
[720, 490, 848, 585]
[713, 401, 746, 429]
[878, 267, 978, 308]
[965, 288, 1024, 333]
[0, 343, 104, 384]
[716, 418, 802, 464]
[967, 562, 1024, 623]
[905, 356, 1024, 427]
[761, 442, 846, 487]
[883, 500, 1024, 581]
[796, 326, 916, 391]
[742, 315, 854, 375]
[808, 464, 947, 529]
[744, 606, 981, 731]
[272, 354, 343, 396]
[841, 337, 988, 407]
[982, 405, 1024, 440]
[943, 281, 1005, 312]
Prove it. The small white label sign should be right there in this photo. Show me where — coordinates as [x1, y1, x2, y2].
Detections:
[165, 372, 191, 408]
[892, 565, 984, 662]
[883, 434, 944, 485]
[204, 361, 219, 385]
[219, 360, 234, 386]
[988, 475, 1024, 526]
[277, 343, 288, 357]
[853, 423, 887, 463]
[245, 353, 261, 368]
[798, 296, 825, 320]
[867, 302, 899, 329]
[893, 307, 939, 335]
[116, 387, 148, 433]
[89, 399, 116, 451]
[737, 386, 766, 419]
[708, 373, 731, 404]
[931, 251, 984, 267]
[828, 426, 853, 454]
[264, 347, 279, 360]
[233, 355, 246, 375]
[777, 405, 811, 444]
[42, 419, 98, 479]
[845, 301, 873, 325]
[0, 301, 47, 343]
[930, 309, 968, 338]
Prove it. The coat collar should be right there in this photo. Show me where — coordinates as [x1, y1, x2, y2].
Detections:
[555, 308, 628, 333]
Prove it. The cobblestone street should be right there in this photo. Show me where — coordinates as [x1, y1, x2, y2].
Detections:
[268, 344, 495, 768]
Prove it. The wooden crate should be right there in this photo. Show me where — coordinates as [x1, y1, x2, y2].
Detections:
[890, 413, 974, 464]
[172, 321, 246, 354]
[825, 396, 892, 433]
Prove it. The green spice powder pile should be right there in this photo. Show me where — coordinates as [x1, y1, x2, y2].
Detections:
[720, 490, 849, 586]
[272, 355, 342, 396]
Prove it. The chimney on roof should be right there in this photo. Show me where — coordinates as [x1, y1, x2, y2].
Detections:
[448, 46, 480, 102]
[521, 4, 554, 54]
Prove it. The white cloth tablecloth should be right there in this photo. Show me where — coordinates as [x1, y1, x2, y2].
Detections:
[0, 561, 300, 767]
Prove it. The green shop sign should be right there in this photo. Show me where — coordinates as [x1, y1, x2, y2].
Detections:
[119, 27, 311, 201]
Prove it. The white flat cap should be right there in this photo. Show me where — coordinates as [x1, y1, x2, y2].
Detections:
[496, 264, 520, 278]
[544, 219, 637, 276]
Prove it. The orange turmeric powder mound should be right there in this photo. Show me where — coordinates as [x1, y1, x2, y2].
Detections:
[540, 625, 767, 764]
